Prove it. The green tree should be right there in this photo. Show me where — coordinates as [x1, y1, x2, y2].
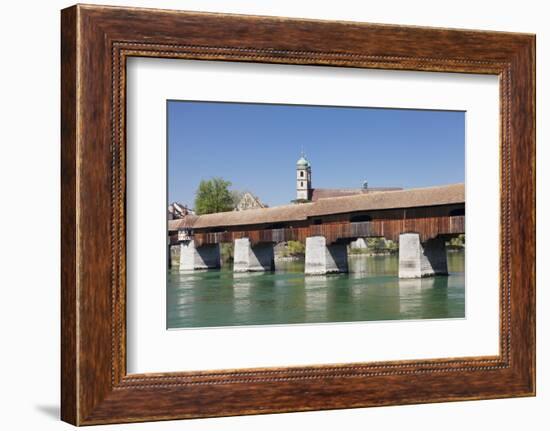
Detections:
[194, 177, 234, 215]
[448, 234, 465, 249]
[286, 240, 305, 257]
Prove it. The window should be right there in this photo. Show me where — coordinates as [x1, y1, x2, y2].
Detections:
[350, 214, 372, 223]
[301, 181, 304, 187]
[449, 208, 465, 217]
[208, 227, 226, 233]
[300, 171, 304, 177]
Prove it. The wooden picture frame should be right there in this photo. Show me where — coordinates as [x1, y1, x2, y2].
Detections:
[61, 4, 535, 425]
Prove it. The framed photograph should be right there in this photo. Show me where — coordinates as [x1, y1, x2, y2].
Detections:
[61, 4, 535, 425]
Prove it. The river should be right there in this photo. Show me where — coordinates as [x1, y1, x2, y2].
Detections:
[167, 250, 465, 329]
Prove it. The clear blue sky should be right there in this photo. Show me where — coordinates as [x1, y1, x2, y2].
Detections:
[168, 101, 464, 207]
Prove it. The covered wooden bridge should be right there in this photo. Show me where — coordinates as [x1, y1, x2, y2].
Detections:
[169, 183, 465, 278]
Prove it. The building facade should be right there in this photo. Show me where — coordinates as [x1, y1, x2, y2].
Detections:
[296, 155, 312, 201]
[235, 192, 266, 211]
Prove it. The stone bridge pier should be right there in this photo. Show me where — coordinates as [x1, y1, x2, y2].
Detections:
[398, 233, 448, 278]
[233, 237, 275, 272]
[179, 240, 221, 271]
[305, 236, 349, 275]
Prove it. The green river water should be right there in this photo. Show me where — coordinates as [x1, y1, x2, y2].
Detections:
[167, 250, 465, 329]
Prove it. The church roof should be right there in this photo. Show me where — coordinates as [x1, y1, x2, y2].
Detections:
[296, 156, 310, 168]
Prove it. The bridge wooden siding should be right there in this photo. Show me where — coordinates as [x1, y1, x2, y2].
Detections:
[169, 185, 466, 247]
[191, 204, 465, 247]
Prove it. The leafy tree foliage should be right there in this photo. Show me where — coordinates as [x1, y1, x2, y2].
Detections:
[194, 177, 234, 215]
[447, 234, 466, 249]
[279, 240, 305, 257]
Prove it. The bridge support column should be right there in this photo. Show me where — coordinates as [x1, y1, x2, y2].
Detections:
[305, 236, 348, 275]
[169, 244, 180, 269]
[398, 233, 448, 278]
[233, 238, 274, 272]
[179, 240, 221, 271]
[350, 237, 368, 249]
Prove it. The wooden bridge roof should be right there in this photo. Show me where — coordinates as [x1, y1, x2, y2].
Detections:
[190, 202, 313, 229]
[169, 214, 198, 230]
[310, 186, 402, 201]
[309, 183, 464, 217]
[169, 183, 464, 230]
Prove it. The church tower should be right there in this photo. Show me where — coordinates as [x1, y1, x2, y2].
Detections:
[296, 153, 312, 201]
